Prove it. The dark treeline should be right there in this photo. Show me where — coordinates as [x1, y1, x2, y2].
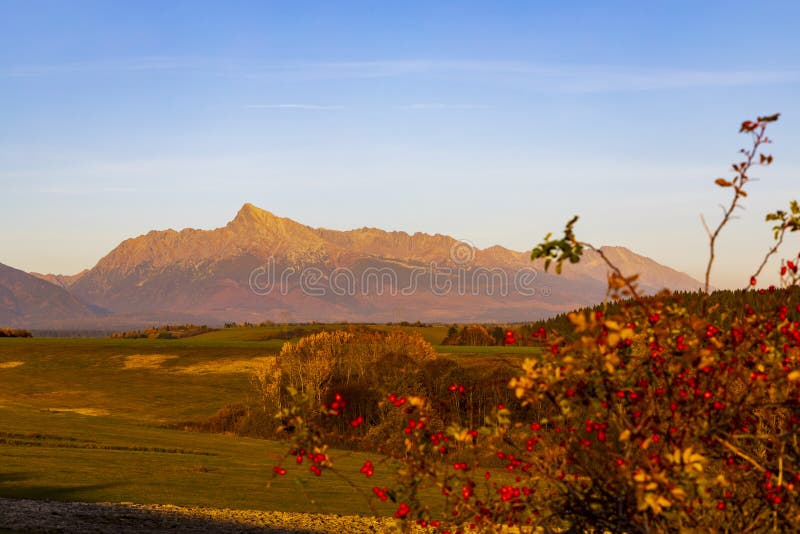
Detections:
[527, 287, 800, 338]
[29, 329, 115, 338]
[0, 328, 33, 338]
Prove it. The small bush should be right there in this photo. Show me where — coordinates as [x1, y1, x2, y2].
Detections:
[181, 403, 249, 434]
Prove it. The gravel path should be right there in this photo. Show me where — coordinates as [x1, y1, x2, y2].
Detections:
[0, 498, 398, 533]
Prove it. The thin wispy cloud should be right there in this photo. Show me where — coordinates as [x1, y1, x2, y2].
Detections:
[399, 103, 489, 110]
[3, 57, 797, 93]
[3, 56, 200, 77]
[37, 185, 139, 195]
[309, 60, 799, 92]
[243, 104, 345, 110]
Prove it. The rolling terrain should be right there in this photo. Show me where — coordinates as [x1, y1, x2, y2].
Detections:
[0, 329, 535, 515]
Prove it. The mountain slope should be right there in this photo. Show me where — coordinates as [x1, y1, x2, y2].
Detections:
[65, 203, 702, 325]
[0, 263, 99, 327]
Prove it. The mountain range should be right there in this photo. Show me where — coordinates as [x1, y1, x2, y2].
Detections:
[1, 203, 702, 328]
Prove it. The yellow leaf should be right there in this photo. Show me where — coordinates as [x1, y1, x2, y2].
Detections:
[451, 429, 469, 442]
[619, 430, 631, 442]
[568, 312, 587, 331]
[788, 370, 800, 382]
[408, 396, 426, 408]
[620, 328, 635, 340]
[671, 487, 686, 499]
[608, 274, 626, 290]
[644, 493, 671, 513]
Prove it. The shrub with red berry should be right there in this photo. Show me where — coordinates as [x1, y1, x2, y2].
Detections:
[266, 115, 800, 532]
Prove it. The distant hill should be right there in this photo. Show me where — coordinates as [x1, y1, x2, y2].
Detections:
[0, 263, 99, 327]
[53, 203, 702, 325]
[29, 270, 88, 289]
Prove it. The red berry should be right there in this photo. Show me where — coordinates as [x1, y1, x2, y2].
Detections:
[394, 502, 410, 519]
[360, 460, 374, 477]
[350, 415, 364, 427]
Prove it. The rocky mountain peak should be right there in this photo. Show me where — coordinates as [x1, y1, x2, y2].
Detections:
[229, 203, 281, 228]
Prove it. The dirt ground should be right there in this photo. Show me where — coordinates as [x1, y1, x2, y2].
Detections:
[0, 498, 397, 533]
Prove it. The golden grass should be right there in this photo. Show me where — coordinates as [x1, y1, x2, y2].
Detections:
[122, 354, 179, 370]
[121, 354, 274, 375]
[47, 408, 111, 416]
[174, 356, 275, 375]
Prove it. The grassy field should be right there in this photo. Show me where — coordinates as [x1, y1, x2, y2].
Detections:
[0, 404, 397, 514]
[0, 337, 284, 422]
[0, 331, 539, 514]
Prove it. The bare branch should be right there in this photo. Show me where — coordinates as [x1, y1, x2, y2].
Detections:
[704, 119, 774, 294]
[700, 214, 712, 239]
[581, 242, 651, 313]
[747, 224, 788, 290]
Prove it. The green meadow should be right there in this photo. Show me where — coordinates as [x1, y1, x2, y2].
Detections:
[0, 330, 540, 514]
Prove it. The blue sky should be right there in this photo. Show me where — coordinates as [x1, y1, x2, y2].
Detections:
[1, 1, 799, 288]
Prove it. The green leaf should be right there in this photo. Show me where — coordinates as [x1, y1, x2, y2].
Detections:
[531, 216, 585, 275]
